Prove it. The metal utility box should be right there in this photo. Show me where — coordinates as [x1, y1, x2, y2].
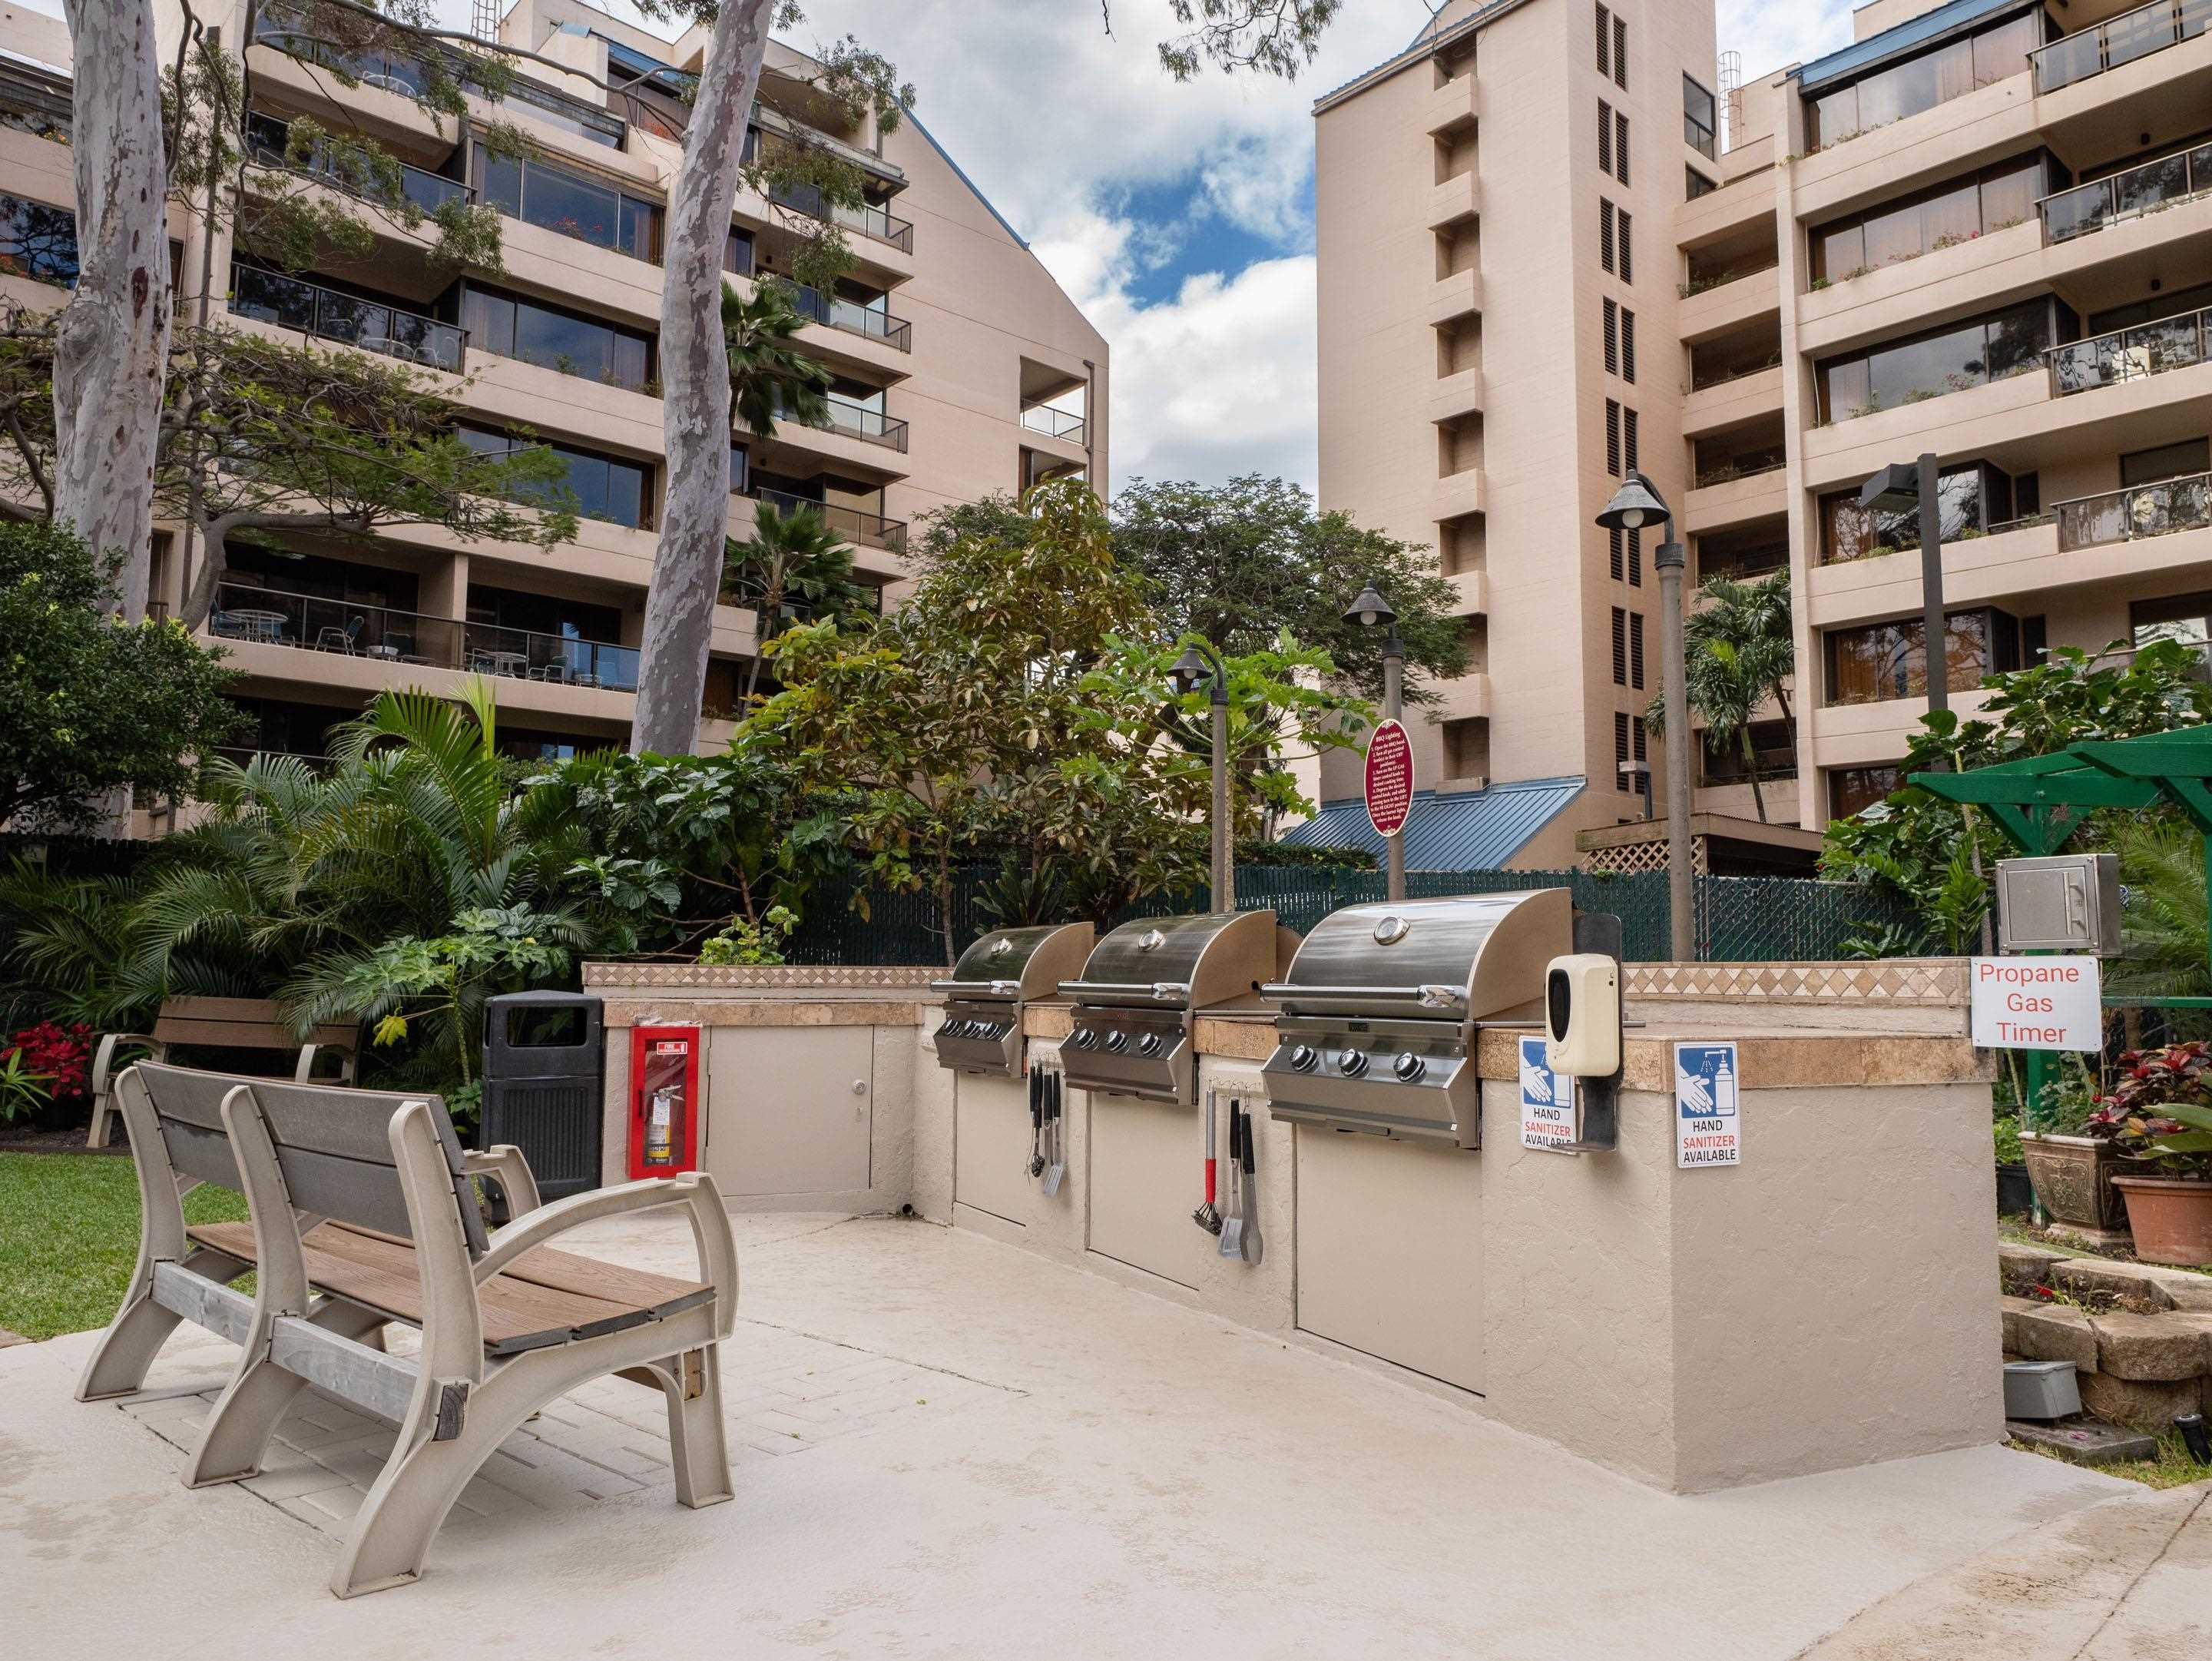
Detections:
[481, 991, 605, 1199]
[1996, 853, 2122, 956]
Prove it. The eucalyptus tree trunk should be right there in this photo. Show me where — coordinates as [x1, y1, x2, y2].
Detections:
[53, 0, 171, 621]
[630, 0, 774, 756]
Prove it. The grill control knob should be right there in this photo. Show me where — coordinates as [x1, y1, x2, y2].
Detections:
[1287, 1044, 1320, 1073]
[1071, 1029, 1098, 1049]
[1104, 1030, 1130, 1053]
[1393, 1052, 1427, 1082]
[1338, 1048, 1369, 1078]
[1137, 1033, 1163, 1056]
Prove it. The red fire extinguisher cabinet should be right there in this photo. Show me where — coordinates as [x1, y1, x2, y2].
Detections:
[628, 1026, 701, 1179]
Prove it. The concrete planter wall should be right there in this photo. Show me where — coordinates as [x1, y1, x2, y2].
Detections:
[2022, 1132, 2130, 1240]
[2111, 1175, 2212, 1268]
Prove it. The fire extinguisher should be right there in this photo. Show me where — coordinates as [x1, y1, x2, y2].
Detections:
[645, 1086, 676, 1165]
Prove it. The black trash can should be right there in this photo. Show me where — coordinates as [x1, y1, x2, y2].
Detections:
[481, 990, 604, 1201]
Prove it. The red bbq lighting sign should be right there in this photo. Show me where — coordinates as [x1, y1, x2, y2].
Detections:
[1364, 719, 1414, 840]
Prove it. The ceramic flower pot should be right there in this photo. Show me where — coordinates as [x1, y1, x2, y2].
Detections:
[2021, 1132, 2130, 1238]
[2111, 1175, 2212, 1268]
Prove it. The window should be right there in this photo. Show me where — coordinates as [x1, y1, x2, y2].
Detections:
[1601, 200, 1615, 273]
[461, 284, 655, 392]
[2133, 591, 2212, 649]
[1624, 408, 1639, 472]
[728, 443, 749, 495]
[479, 152, 663, 261]
[1615, 112, 1630, 184]
[1611, 607, 1628, 684]
[1598, 101, 1613, 176]
[1628, 528, 1642, 585]
[0, 191, 77, 286]
[1596, 4, 1610, 76]
[725, 226, 754, 276]
[1687, 166, 1718, 201]
[459, 425, 654, 529]
[2086, 280, 2212, 338]
[1614, 15, 1628, 90]
[1809, 153, 2050, 283]
[1630, 613, 1645, 689]
[1604, 300, 1618, 374]
[1703, 720, 1794, 786]
[1830, 764, 1903, 820]
[1803, 6, 2043, 150]
[1614, 711, 1634, 792]
[1618, 211, 1633, 282]
[1824, 608, 2019, 706]
[1697, 524, 1788, 581]
[1621, 310, 1637, 383]
[1819, 462, 2026, 563]
[1605, 400, 1621, 476]
[1816, 297, 2068, 422]
[2120, 439, 2211, 487]
[1684, 75, 1717, 159]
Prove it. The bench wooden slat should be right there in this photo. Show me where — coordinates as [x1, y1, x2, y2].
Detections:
[151, 997, 356, 1053]
[184, 1221, 700, 1357]
[498, 1243, 715, 1314]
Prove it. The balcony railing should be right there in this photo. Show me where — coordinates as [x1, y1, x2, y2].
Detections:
[789, 283, 912, 351]
[723, 575, 886, 622]
[753, 486, 908, 553]
[230, 263, 467, 373]
[816, 393, 909, 451]
[2045, 306, 2210, 396]
[1021, 406, 1088, 443]
[766, 180, 915, 253]
[2038, 141, 2212, 243]
[243, 112, 476, 217]
[208, 583, 638, 691]
[2031, 0, 2212, 95]
[2055, 469, 2212, 551]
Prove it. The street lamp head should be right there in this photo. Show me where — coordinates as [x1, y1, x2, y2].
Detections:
[1596, 472, 1671, 532]
[1168, 644, 1211, 697]
[1344, 582, 1396, 631]
[1858, 461, 1922, 512]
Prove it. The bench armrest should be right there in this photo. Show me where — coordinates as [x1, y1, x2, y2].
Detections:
[293, 1041, 356, 1085]
[94, 1034, 159, 1096]
[463, 1145, 542, 1218]
[472, 1174, 738, 1332]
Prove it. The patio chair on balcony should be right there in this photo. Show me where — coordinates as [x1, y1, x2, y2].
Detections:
[313, 618, 366, 654]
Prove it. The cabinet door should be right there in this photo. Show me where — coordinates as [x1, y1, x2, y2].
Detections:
[704, 1026, 873, 1198]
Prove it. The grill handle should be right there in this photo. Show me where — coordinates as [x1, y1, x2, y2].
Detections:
[928, 979, 1022, 996]
[1258, 983, 1468, 1010]
[1057, 980, 1194, 1002]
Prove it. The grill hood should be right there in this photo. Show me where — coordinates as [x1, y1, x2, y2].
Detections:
[933, 922, 1095, 1003]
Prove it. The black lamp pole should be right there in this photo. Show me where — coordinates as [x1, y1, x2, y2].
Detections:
[1346, 582, 1406, 901]
[1171, 642, 1233, 913]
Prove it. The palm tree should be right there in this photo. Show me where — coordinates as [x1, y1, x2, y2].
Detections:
[1644, 571, 1795, 822]
[723, 502, 871, 700]
[1690, 572, 1796, 751]
[722, 279, 833, 439]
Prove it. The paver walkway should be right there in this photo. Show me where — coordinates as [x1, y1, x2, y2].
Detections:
[0, 1208, 2192, 1659]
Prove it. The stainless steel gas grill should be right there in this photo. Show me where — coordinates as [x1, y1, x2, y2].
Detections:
[1260, 890, 1572, 1149]
[930, 922, 1096, 1079]
[1058, 910, 1293, 1106]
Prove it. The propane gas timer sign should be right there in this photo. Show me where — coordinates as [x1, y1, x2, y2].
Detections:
[1674, 1042, 1741, 1169]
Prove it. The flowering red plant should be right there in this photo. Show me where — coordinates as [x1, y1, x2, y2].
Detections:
[2, 1021, 94, 1102]
[2085, 1042, 2212, 1179]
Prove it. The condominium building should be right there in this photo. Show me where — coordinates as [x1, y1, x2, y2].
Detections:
[0, 0, 1106, 776]
[1305, 0, 2212, 871]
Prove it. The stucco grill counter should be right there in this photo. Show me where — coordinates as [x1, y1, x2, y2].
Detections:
[929, 921, 1093, 1079]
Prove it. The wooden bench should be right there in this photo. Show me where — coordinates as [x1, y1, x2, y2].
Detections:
[78, 1062, 739, 1599]
[88, 997, 359, 1149]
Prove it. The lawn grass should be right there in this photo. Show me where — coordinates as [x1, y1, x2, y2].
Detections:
[2012, 1431, 2212, 1490]
[0, 1153, 246, 1342]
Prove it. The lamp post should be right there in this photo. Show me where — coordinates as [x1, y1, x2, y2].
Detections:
[1858, 455, 1948, 746]
[1345, 582, 1406, 901]
[1598, 472, 1694, 963]
[1171, 640, 1233, 913]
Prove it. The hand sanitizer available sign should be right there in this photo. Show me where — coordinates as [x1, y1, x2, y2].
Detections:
[1675, 1042, 1740, 1169]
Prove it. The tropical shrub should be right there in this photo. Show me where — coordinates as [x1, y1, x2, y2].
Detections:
[2085, 1043, 2212, 1179]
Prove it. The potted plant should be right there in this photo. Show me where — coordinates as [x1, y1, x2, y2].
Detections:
[2021, 1063, 2131, 1241]
[1994, 1109, 2033, 1217]
[2085, 1043, 2212, 1268]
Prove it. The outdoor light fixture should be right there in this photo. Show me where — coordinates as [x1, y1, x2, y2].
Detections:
[1857, 461, 1922, 513]
[1167, 638, 1233, 912]
[1595, 472, 1671, 532]
[1344, 582, 1397, 632]
[1859, 453, 1953, 736]
[1169, 644, 1215, 699]
[1345, 582, 1407, 901]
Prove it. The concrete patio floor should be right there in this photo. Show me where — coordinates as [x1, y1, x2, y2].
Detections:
[2, 1209, 2201, 1659]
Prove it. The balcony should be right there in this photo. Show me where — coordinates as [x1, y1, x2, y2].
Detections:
[208, 583, 639, 691]
[2046, 305, 2210, 396]
[1426, 171, 1480, 231]
[243, 111, 474, 218]
[790, 283, 912, 352]
[1020, 405, 1087, 445]
[229, 263, 466, 373]
[2055, 469, 2212, 550]
[751, 486, 908, 554]
[2038, 140, 2212, 243]
[2031, 0, 2212, 95]
[822, 393, 909, 452]
[768, 180, 915, 254]
[1425, 73, 1479, 136]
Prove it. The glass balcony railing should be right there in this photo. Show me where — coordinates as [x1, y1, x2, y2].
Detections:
[2038, 141, 2212, 243]
[243, 112, 475, 217]
[2031, 0, 2212, 95]
[819, 393, 909, 451]
[1021, 406, 1088, 443]
[230, 263, 467, 372]
[788, 283, 912, 351]
[2045, 307, 2210, 396]
[766, 180, 915, 253]
[208, 583, 640, 691]
[753, 486, 908, 553]
[2055, 469, 2212, 551]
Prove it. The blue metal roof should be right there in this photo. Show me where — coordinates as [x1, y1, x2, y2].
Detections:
[1280, 777, 1585, 870]
[1795, 0, 2029, 91]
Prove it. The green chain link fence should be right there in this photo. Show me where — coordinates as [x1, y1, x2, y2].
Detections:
[780, 864, 1921, 968]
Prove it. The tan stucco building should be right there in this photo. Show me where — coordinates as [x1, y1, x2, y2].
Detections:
[1310, 0, 2212, 866]
[0, 0, 1105, 772]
